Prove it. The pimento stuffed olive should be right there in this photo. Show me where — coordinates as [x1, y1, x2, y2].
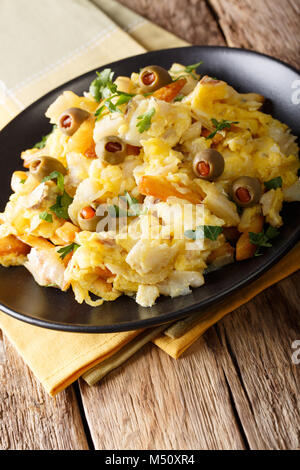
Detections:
[193, 149, 225, 181]
[231, 176, 262, 207]
[58, 107, 90, 136]
[138, 65, 172, 92]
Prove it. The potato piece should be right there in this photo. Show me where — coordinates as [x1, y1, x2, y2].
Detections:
[17, 234, 54, 250]
[55, 222, 80, 244]
[260, 188, 284, 227]
[0, 235, 30, 257]
[114, 76, 136, 94]
[283, 178, 300, 202]
[206, 242, 235, 271]
[238, 205, 263, 233]
[138, 175, 204, 205]
[207, 242, 235, 264]
[199, 183, 240, 226]
[45, 91, 98, 124]
[153, 78, 186, 102]
[66, 116, 95, 154]
[236, 213, 264, 261]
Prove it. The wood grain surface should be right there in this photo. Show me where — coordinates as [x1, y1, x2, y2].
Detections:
[0, 334, 89, 450]
[1, 0, 299, 450]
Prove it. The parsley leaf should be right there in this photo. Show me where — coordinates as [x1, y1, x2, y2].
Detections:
[184, 225, 223, 241]
[57, 243, 80, 260]
[174, 95, 184, 102]
[172, 61, 203, 80]
[265, 225, 280, 240]
[42, 171, 65, 194]
[39, 211, 53, 223]
[91, 68, 135, 120]
[94, 105, 106, 120]
[115, 92, 135, 106]
[107, 205, 128, 218]
[120, 191, 142, 217]
[264, 176, 283, 190]
[136, 107, 155, 133]
[89, 68, 116, 102]
[108, 191, 145, 218]
[249, 226, 280, 256]
[95, 92, 135, 120]
[50, 191, 73, 220]
[184, 60, 203, 78]
[206, 118, 239, 140]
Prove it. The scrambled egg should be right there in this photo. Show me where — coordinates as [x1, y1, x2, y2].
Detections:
[0, 62, 299, 308]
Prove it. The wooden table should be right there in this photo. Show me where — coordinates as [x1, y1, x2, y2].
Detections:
[1, 0, 299, 450]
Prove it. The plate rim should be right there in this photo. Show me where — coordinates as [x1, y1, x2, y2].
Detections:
[0, 45, 299, 332]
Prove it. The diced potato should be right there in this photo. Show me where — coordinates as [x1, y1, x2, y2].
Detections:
[238, 205, 262, 232]
[138, 175, 204, 205]
[236, 213, 264, 261]
[207, 242, 235, 266]
[55, 222, 80, 244]
[45, 91, 98, 124]
[114, 76, 136, 94]
[66, 116, 95, 154]
[260, 188, 284, 227]
[283, 178, 300, 202]
[153, 78, 186, 102]
[0, 235, 30, 256]
[136, 284, 159, 307]
[197, 182, 240, 226]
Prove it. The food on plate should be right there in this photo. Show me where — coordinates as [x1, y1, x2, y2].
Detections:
[0, 61, 299, 308]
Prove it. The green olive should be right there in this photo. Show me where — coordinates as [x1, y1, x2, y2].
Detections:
[58, 107, 90, 136]
[29, 156, 67, 182]
[138, 65, 172, 92]
[78, 210, 102, 232]
[193, 149, 225, 181]
[231, 176, 262, 207]
[95, 136, 126, 164]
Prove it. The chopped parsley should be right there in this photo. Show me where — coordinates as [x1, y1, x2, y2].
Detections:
[50, 191, 73, 220]
[42, 171, 65, 194]
[184, 60, 203, 77]
[95, 92, 135, 120]
[264, 176, 283, 190]
[107, 205, 128, 218]
[57, 243, 80, 260]
[184, 225, 223, 241]
[249, 226, 280, 256]
[90, 68, 135, 120]
[89, 68, 116, 102]
[20, 179, 26, 184]
[173, 60, 203, 80]
[39, 211, 53, 223]
[120, 191, 143, 217]
[136, 107, 155, 133]
[206, 118, 239, 140]
[174, 95, 184, 102]
[108, 191, 145, 218]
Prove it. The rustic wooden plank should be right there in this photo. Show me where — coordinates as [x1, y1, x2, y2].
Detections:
[209, 0, 300, 68]
[77, 0, 300, 451]
[116, 0, 226, 45]
[79, 339, 246, 450]
[0, 335, 89, 450]
[79, 272, 300, 450]
[214, 271, 300, 449]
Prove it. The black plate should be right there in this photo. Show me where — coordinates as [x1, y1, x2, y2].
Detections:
[0, 46, 299, 332]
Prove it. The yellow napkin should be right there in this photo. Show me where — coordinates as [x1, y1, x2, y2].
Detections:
[0, 0, 299, 396]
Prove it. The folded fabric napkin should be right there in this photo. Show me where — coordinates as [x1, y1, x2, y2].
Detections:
[0, 0, 299, 396]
